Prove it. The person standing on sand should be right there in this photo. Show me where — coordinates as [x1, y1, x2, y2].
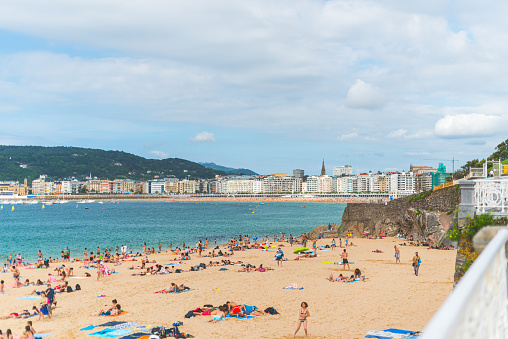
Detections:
[142, 243, 146, 254]
[412, 252, 421, 276]
[289, 235, 294, 247]
[158, 242, 162, 252]
[339, 238, 342, 248]
[331, 238, 335, 250]
[294, 302, 309, 337]
[341, 249, 350, 271]
[394, 245, 400, 264]
[276, 248, 284, 266]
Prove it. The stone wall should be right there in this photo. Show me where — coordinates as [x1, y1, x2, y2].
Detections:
[339, 186, 461, 245]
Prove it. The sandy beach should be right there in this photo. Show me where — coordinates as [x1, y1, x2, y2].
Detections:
[0, 237, 456, 338]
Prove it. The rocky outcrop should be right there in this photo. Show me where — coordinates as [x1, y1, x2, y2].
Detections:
[340, 186, 460, 245]
[307, 223, 340, 240]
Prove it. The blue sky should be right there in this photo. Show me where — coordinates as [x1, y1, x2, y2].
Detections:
[1, 0, 508, 175]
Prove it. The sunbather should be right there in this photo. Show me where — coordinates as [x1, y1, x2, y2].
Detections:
[91, 303, 121, 316]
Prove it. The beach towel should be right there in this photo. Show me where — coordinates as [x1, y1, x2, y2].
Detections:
[18, 296, 42, 299]
[97, 329, 133, 338]
[335, 262, 355, 265]
[34, 334, 52, 338]
[219, 268, 228, 271]
[226, 315, 255, 320]
[116, 333, 147, 339]
[98, 321, 126, 327]
[80, 325, 95, 331]
[365, 328, 416, 339]
[103, 311, 129, 317]
[347, 279, 360, 283]
[90, 328, 116, 336]
[283, 283, 303, 290]
[110, 322, 140, 330]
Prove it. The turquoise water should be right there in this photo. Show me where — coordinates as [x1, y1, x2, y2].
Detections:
[0, 201, 345, 261]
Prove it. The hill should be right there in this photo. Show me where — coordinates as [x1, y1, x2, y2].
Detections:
[198, 162, 258, 175]
[0, 146, 225, 183]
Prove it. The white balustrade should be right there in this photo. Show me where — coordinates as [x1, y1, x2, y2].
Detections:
[475, 179, 508, 216]
[421, 229, 508, 339]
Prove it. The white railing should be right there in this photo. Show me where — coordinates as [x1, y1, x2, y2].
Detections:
[475, 179, 508, 216]
[421, 229, 508, 339]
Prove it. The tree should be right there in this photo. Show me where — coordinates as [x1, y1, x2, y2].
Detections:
[489, 138, 508, 161]
[80, 185, 88, 194]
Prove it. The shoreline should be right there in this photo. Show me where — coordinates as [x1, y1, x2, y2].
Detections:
[10, 195, 389, 204]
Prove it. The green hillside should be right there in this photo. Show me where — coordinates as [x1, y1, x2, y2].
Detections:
[198, 162, 258, 175]
[0, 146, 225, 183]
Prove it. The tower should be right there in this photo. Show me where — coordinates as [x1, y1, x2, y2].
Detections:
[321, 159, 326, 176]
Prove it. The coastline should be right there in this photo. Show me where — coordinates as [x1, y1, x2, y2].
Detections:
[22, 195, 388, 204]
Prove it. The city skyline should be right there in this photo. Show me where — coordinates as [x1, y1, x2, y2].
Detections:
[1, 1, 508, 174]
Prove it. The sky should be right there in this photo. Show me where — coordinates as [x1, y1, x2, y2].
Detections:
[1, 1, 508, 175]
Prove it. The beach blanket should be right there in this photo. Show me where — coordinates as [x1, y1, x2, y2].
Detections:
[34, 334, 51, 338]
[90, 328, 116, 336]
[80, 325, 96, 331]
[18, 296, 42, 299]
[103, 311, 129, 317]
[96, 329, 133, 338]
[348, 279, 360, 283]
[110, 322, 140, 330]
[226, 315, 255, 320]
[97, 321, 126, 327]
[283, 283, 303, 290]
[219, 268, 228, 271]
[335, 262, 355, 265]
[365, 328, 417, 339]
[116, 333, 147, 339]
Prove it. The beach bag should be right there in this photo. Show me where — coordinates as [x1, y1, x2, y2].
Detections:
[184, 310, 195, 318]
[264, 307, 278, 315]
[66, 286, 73, 293]
[75, 284, 81, 291]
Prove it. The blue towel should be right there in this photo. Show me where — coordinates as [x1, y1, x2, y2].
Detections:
[34, 334, 51, 338]
[97, 329, 132, 338]
[90, 328, 115, 336]
[226, 315, 255, 320]
[98, 321, 126, 327]
[18, 296, 42, 299]
[219, 268, 228, 271]
[112, 333, 146, 339]
[335, 262, 355, 265]
[80, 325, 95, 331]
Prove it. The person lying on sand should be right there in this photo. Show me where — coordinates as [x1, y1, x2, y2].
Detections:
[0, 306, 39, 320]
[207, 306, 226, 323]
[162, 283, 189, 293]
[372, 249, 383, 253]
[91, 304, 122, 316]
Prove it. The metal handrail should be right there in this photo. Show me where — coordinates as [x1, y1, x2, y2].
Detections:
[421, 229, 508, 338]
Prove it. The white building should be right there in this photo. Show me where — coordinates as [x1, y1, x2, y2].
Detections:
[390, 172, 415, 196]
[333, 165, 353, 177]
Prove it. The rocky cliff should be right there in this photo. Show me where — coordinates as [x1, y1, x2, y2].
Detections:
[339, 186, 461, 246]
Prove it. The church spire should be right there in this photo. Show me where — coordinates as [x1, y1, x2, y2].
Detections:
[321, 159, 326, 176]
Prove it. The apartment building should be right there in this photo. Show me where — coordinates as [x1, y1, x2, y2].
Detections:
[332, 165, 353, 177]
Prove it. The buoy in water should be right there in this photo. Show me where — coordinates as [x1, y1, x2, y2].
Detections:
[11, 206, 15, 211]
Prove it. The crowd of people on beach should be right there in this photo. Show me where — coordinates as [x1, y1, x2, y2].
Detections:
[0, 228, 445, 337]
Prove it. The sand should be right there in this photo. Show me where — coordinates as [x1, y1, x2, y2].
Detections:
[0, 238, 456, 338]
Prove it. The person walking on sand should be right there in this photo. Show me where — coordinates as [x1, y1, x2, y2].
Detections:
[412, 252, 421, 276]
[294, 302, 309, 337]
[331, 238, 336, 250]
[394, 245, 400, 264]
[341, 249, 350, 271]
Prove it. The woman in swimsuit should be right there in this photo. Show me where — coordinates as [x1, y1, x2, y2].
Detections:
[294, 302, 309, 337]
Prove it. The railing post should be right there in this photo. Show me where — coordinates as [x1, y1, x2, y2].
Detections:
[459, 180, 476, 219]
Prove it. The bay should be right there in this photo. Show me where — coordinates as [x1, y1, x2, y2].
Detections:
[0, 201, 345, 261]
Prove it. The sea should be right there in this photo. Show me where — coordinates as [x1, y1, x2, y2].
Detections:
[0, 201, 345, 261]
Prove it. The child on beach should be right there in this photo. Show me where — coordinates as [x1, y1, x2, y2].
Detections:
[294, 302, 309, 337]
[0, 280, 4, 293]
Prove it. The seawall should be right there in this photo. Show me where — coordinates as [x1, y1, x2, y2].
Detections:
[339, 186, 461, 245]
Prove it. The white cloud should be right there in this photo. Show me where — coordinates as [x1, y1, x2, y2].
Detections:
[434, 114, 506, 138]
[190, 132, 216, 143]
[345, 80, 386, 110]
[338, 132, 358, 140]
[387, 129, 408, 138]
[149, 150, 169, 159]
[403, 151, 430, 156]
